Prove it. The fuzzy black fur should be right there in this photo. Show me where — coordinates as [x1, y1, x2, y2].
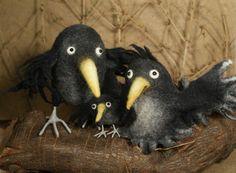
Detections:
[116, 45, 236, 154]
[10, 24, 125, 107]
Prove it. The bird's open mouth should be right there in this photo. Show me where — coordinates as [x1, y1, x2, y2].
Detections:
[126, 77, 150, 110]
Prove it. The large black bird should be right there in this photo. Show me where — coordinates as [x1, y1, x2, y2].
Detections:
[117, 45, 236, 154]
[12, 24, 121, 137]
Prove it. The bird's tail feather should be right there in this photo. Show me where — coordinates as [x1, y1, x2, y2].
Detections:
[212, 60, 236, 119]
[182, 59, 236, 122]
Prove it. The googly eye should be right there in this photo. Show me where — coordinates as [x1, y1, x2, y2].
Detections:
[149, 69, 159, 79]
[95, 47, 103, 57]
[105, 102, 111, 108]
[127, 69, 133, 79]
[91, 104, 97, 110]
[67, 46, 76, 55]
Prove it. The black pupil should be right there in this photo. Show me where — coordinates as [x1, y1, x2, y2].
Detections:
[70, 48, 74, 52]
[99, 49, 103, 53]
[152, 71, 157, 75]
[127, 72, 130, 76]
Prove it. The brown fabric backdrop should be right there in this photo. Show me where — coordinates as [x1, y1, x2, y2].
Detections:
[1, 0, 236, 119]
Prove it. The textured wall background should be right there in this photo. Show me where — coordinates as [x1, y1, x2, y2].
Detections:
[0, 0, 236, 172]
[1, 0, 236, 118]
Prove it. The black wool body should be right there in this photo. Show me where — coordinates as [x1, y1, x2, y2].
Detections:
[11, 24, 122, 137]
[70, 94, 122, 138]
[116, 45, 236, 154]
[70, 70, 125, 138]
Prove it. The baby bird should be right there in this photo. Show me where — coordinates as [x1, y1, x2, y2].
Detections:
[70, 94, 121, 138]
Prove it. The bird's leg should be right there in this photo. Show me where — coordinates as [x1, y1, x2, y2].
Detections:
[94, 125, 108, 138]
[107, 124, 120, 138]
[173, 128, 193, 140]
[39, 106, 72, 137]
[82, 120, 88, 128]
[132, 138, 157, 154]
[195, 112, 208, 125]
[158, 136, 177, 148]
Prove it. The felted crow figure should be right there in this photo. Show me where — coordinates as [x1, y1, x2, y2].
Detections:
[117, 45, 236, 154]
[11, 24, 121, 137]
[70, 94, 121, 138]
[69, 67, 125, 138]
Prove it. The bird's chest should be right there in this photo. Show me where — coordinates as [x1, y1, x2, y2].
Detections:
[129, 95, 167, 138]
[55, 64, 92, 105]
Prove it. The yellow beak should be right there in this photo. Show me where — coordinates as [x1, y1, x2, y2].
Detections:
[126, 77, 150, 110]
[79, 58, 101, 98]
[95, 103, 106, 122]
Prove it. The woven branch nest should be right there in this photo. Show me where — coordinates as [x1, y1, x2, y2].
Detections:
[0, 111, 236, 173]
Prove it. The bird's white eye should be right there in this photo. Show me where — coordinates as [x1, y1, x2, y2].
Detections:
[95, 47, 103, 57]
[149, 69, 159, 79]
[105, 102, 112, 108]
[67, 46, 76, 55]
[91, 104, 97, 110]
[127, 69, 133, 79]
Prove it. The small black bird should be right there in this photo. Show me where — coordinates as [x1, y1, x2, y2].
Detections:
[70, 94, 121, 138]
[117, 45, 236, 154]
[12, 24, 121, 137]
[70, 68, 125, 138]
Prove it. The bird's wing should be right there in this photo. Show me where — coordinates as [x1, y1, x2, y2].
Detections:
[105, 45, 158, 64]
[180, 59, 236, 123]
[101, 68, 123, 98]
[105, 45, 168, 77]
[105, 47, 140, 77]
[9, 50, 58, 103]
[105, 47, 137, 64]
[69, 104, 95, 128]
